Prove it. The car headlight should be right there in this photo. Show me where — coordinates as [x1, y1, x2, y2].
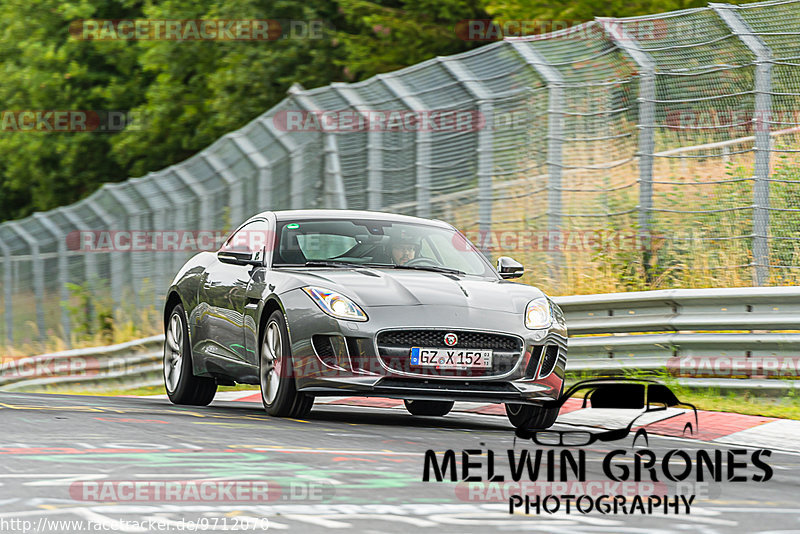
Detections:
[525, 297, 552, 329]
[302, 286, 368, 322]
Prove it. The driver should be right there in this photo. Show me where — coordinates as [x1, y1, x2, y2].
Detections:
[390, 232, 420, 265]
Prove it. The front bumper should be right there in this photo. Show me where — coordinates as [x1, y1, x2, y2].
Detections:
[281, 289, 567, 405]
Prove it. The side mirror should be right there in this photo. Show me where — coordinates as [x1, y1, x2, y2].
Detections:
[497, 256, 524, 279]
[217, 248, 262, 266]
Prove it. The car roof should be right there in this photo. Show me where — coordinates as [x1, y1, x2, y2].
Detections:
[257, 209, 453, 229]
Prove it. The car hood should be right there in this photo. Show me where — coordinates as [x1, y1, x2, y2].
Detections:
[280, 268, 546, 313]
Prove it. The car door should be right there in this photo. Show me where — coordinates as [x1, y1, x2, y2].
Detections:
[196, 219, 270, 372]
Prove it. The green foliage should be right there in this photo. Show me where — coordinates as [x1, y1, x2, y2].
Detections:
[64, 281, 113, 340]
[486, 0, 713, 23]
[0, 0, 487, 222]
[0, 0, 146, 220]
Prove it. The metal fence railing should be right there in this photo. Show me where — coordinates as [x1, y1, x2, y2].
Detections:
[1, 0, 800, 347]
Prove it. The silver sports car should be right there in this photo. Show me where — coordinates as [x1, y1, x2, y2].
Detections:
[163, 210, 567, 429]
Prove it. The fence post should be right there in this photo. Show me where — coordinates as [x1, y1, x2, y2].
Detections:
[439, 58, 495, 257]
[260, 116, 305, 209]
[103, 184, 146, 313]
[509, 40, 565, 285]
[380, 75, 431, 217]
[146, 176, 196, 284]
[128, 177, 170, 309]
[173, 166, 212, 228]
[204, 150, 245, 225]
[58, 206, 99, 335]
[85, 198, 124, 314]
[231, 135, 274, 212]
[597, 19, 657, 279]
[711, 3, 773, 286]
[0, 236, 12, 345]
[289, 84, 347, 209]
[33, 213, 71, 346]
[6, 221, 45, 340]
[323, 134, 347, 209]
[334, 84, 383, 210]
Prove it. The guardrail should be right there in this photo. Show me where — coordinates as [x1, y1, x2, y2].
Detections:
[0, 335, 164, 392]
[554, 287, 800, 393]
[2, 287, 799, 393]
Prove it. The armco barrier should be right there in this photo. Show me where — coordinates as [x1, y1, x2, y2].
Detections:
[560, 287, 800, 384]
[0, 335, 163, 392]
[2, 287, 799, 392]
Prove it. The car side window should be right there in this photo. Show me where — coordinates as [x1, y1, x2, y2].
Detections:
[221, 220, 272, 258]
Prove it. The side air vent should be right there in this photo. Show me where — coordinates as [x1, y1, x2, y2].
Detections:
[311, 335, 349, 368]
[525, 345, 544, 379]
[538, 345, 559, 379]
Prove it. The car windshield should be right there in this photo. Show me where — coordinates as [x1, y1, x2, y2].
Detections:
[272, 219, 496, 277]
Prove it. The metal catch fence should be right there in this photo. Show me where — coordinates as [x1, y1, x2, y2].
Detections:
[1, 0, 799, 347]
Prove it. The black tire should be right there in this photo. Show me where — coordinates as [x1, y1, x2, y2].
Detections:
[164, 304, 217, 406]
[404, 399, 454, 416]
[505, 403, 559, 430]
[260, 310, 313, 418]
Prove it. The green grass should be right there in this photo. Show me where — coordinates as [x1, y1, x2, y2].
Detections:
[673, 389, 800, 420]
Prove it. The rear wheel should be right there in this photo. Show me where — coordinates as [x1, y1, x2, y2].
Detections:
[404, 399, 454, 416]
[260, 311, 313, 418]
[505, 403, 558, 430]
[164, 304, 217, 406]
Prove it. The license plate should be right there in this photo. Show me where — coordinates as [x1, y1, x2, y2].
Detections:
[409, 347, 492, 368]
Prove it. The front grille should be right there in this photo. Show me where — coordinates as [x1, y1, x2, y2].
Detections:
[377, 330, 521, 351]
[376, 329, 523, 377]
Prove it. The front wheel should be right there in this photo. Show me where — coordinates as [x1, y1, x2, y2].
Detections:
[404, 399, 454, 416]
[505, 403, 558, 430]
[164, 304, 217, 406]
[260, 311, 313, 418]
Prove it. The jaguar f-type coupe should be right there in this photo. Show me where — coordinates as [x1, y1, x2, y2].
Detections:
[163, 210, 567, 429]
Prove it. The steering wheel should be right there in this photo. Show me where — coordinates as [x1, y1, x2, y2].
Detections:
[403, 257, 441, 267]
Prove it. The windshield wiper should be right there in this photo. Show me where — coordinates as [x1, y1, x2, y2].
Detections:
[303, 260, 363, 268]
[390, 264, 465, 275]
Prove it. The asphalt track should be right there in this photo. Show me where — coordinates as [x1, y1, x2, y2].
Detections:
[0, 391, 798, 533]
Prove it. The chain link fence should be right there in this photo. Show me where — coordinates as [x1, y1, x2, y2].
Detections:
[1, 0, 799, 348]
